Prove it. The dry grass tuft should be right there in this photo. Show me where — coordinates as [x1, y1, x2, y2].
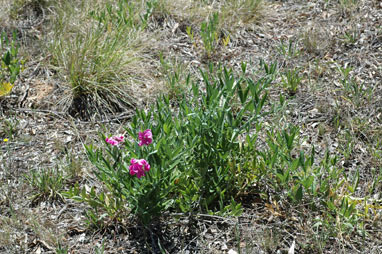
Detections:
[45, 0, 160, 118]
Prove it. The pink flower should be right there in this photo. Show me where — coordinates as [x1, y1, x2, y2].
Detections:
[138, 129, 153, 146]
[129, 158, 151, 178]
[106, 137, 118, 146]
[113, 135, 124, 142]
[106, 135, 124, 146]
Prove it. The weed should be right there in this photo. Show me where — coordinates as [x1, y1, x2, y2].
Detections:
[94, 241, 106, 254]
[140, 0, 157, 29]
[254, 122, 369, 237]
[89, 0, 157, 30]
[368, 167, 382, 196]
[278, 39, 300, 58]
[187, 12, 230, 59]
[261, 228, 281, 253]
[338, 130, 355, 162]
[281, 68, 302, 95]
[89, 0, 139, 30]
[159, 53, 189, 100]
[336, 64, 372, 107]
[177, 67, 268, 214]
[28, 217, 65, 252]
[200, 13, 223, 58]
[301, 30, 319, 55]
[186, 26, 196, 47]
[25, 167, 66, 205]
[0, 116, 19, 139]
[342, 27, 359, 45]
[309, 58, 327, 79]
[65, 61, 372, 238]
[0, 31, 22, 96]
[59, 148, 83, 180]
[55, 243, 69, 254]
[260, 58, 277, 77]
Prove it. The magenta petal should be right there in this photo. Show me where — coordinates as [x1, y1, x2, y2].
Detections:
[136, 170, 145, 178]
[142, 160, 150, 171]
[138, 129, 153, 146]
[129, 158, 150, 178]
[106, 138, 118, 146]
[106, 135, 124, 146]
[114, 136, 124, 142]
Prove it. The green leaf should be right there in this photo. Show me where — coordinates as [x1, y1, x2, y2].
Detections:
[241, 62, 247, 74]
[326, 200, 336, 211]
[302, 175, 314, 190]
[295, 185, 303, 202]
[2, 51, 11, 66]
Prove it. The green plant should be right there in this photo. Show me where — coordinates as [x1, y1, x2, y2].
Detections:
[62, 150, 83, 180]
[140, 0, 157, 29]
[337, 64, 352, 79]
[336, 64, 372, 107]
[338, 130, 355, 161]
[55, 243, 69, 254]
[0, 133, 13, 181]
[176, 66, 269, 214]
[159, 52, 189, 100]
[53, 25, 135, 113]
[63, 61, 369, 239]
[281, 68, 302, 95]
[0, 116, 19, 139]
[186, 26, 196, 48]
[0, 31, 22, 96]
[260, 59, 277, 77]
[89, 0, 138, 30]
[255, 124, 369, 237]
[277, 39, 300, 58]
[89, 0, 156, 30]
[94, 241, 105, 254]
[67, 126, 184, 226]
[368, 166, 382, 194]
[199, 12, 229, 58]
[25, 167, 66, 205]
[342, 28, 359, 45]
[66, 63, 271, 227]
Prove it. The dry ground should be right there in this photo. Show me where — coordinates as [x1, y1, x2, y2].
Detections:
[1, 0, 382, 253]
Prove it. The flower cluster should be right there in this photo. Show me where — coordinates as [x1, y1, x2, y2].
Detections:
[129, 158, 150, 178]
[138, 129, 153, 146]
[105, 129, 153, 178]
[105, 135, 124, 146]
